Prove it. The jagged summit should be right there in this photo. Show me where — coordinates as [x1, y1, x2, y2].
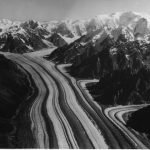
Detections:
[1, 11, 150, 53]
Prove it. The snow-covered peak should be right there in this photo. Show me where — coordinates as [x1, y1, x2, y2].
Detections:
[0, 19, 13, 30]
[1, 11, 150, 53]
[0, 19, 12, 24]
[0, 19, 21, 27]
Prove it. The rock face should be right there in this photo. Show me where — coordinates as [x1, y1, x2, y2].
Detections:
[47, 33, 68, 47]
[0, 20, 56, 53]
[65, 36, 150, 105]
[48, 11, 150, 66]
[0, 54, 32, 147]
[0, 20, 69, 53]
[47, 15, 150, 105]
[84, 37, 150, 105]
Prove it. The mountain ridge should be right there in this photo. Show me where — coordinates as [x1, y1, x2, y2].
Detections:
[1, 11, 150, 53]
[46, 11, 150, 106]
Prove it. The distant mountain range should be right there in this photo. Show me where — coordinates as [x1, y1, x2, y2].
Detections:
[1, 11, 150, 53]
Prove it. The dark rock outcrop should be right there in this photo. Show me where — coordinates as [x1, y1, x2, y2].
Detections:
[126, 105, 150, 140]
[0, 54, 32, 147]
[47, 33, 68, 47]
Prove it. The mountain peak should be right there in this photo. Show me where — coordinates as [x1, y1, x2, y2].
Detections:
[1, 11, 150, 54]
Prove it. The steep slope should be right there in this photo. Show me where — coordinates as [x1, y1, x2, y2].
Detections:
[0, 20, 69, 53]
[47, 26, 150, 105]
[0, 20, 54, 53]
[0, 54, 32, 147]
[72, 37, 150, 105]
[47, 24, 137, 67]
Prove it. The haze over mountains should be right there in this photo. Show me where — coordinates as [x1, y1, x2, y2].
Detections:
[0, 11, 150, 53]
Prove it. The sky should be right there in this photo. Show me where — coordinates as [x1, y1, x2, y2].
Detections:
[0, 0, 150, 21]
